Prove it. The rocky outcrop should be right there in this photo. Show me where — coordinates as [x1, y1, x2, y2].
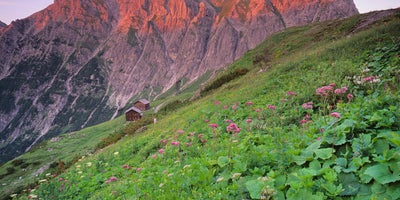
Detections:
[0, 21, 6, 28]
[0, 0, 358, 163]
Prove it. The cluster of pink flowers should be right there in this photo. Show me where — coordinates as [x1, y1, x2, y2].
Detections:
[185, 142, 192, 146]
[301, 102, 313, 109]
[246, 118, 252, 123]
[226, 123, 241, 133]
[287, 91, 297, 96]
[122, 164, 133, 169]
[232, 102, 239, 110]
[177, 130, 185, 134]
[334, 86, 348, 95]
[300, 115, 311, 125]
[347, 93, 354, 101]
[245, 101, 253, 106]
[158, 149, 165, 154]
[316, 85, 334, 96]
[363, 76, 375, 82]
[214, 100, 221, 105]
[267, 104, 276, 110]
[330, 112, 341, 118]
[105, 176, 118, 184]
[160, 139, 167, 145]
[171, 141, 180, 146]
[208, 124, 218, 128]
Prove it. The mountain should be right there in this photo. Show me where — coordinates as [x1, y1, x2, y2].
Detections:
[0, 0, 358, 163]
[1, 8, 398, 200]
[0, 21, 6, 28]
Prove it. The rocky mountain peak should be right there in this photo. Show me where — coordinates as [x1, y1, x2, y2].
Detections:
[0, 0, 358, 163]
[0, 20, 6, 28]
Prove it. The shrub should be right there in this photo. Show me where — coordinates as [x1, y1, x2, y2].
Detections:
[6, 167, 16, 175]
[200, 68, 249, 96]
[11, 159, 24, 167]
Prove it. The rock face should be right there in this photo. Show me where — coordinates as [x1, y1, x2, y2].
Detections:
[0, 21, 6, 28]
[0, 0, 358, 163]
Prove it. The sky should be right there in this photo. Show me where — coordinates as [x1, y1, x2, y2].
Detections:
[0, 0, 400, 25]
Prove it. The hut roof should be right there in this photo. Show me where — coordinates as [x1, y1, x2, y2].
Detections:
[125, 106, 143, 114]
[136, 99, 150, 105]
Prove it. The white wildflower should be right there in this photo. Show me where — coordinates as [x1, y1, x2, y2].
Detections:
[216, 177, 224, 182]
[232, 173, 242, 179]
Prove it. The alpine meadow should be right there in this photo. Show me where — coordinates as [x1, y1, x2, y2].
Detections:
[1, 8, 400, 200]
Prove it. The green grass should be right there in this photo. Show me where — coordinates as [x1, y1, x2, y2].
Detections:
[0, 116, 125, 199]
[3, 11, 400, 199]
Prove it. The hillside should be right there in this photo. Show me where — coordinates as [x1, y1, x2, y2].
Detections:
[1, 9, 400, 199]
[0, 0, 358, 164]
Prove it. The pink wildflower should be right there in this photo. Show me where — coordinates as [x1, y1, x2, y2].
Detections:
[58, 177, 64, 182]
[158, 149, 165, 154]
[152, 154, 157, 159]
[334, 88, 343, 95]
[280, 99, 287, 103]
[171, 141, 180, 146]
[185, 142, 192, 147]
[232, 104, 238, 110]
[136, 168, 142, 172]
[245, 101, 253, 106]
[300, 119, 309, 125]
[287, 91, 297, 96]
[214, 100, 221, 105]
[197, 133, 204, 138]
[267, 104, 276, 110]
[226, 123, 241, 133]
[329, 83, 336, 87]
[341, 86, 348, 93]
[246, 118, 252, 123]
[255, 109, 260, 113]
[122, 164, 131, 169]
[330, 112, 341, 118]
[208, 124, 218, 128]
[364, 76, 374, 82]
[160, 139, 167, 144]
[205, 119, 210, 123]
[347, 93, 354, 102]
[177, 130, 185, 134]
[223, 105, 229, 109]
[189, 132, 196, 137]
[225, 119, 233, 123]
[316, 85, 334, 96]
[105, 176, 118, 184]
[201, 139, 207, 144]
[301, 102, 313, 109]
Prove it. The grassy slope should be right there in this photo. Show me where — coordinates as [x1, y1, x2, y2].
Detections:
[3, 10, 400, 199]
[0, 116, 125, 199]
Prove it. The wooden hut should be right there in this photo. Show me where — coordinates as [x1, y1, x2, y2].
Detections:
[125, 107, 143, 122]
[134, 99, 150, 111]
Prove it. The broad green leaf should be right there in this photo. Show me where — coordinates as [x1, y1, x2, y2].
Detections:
[286, 188, 325, 200]
[322, 182, 343, 196]
[335, 157, 347, 167]
[245, 179, 264, 199]
[364, 163, 400, 184]
[309, 160, 321, 173]
[338, 173, 360, 196]
[217, 156, 230, 168]
[233, 160, 247, 172]
[314, 148, 333, 160]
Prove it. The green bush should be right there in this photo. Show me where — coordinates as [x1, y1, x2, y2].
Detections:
[201, 68, 249, 96]
[11, 159, 24, 167]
